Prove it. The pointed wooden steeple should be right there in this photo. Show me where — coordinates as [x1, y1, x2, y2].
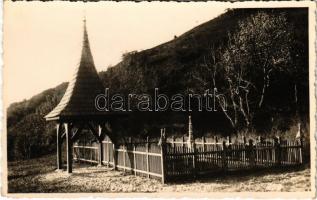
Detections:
[45, 19, 105, 121]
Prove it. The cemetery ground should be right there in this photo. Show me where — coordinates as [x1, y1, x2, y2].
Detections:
[7, 154, 311, 193]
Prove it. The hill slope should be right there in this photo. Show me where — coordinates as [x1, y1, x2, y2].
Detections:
[7, 8, 309, 160]
[7, 83, 68, 160]
[101, 8, 308, 95]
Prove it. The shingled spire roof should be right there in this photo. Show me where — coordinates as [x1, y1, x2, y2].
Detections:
[45, 19, 106, 121]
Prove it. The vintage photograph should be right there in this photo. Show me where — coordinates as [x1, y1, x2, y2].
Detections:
[3, 0, 316, 196]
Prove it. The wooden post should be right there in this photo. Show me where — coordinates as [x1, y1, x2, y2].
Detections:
[249, 139, 255, 168]
[215, 136, 218, 150]
[145, 137, 150, 178]
[56, 123, 62, 170]
[133, 144, 136, 176]
[98, 141, 103, 166]
[188, 115, 193, 149]
[65, 123, 73, 173]
[97, 126, 103, 166]
[222, 140, 227, 171]
[89, 143, 92, 161]
[256, 136, 260, 162]
[123, 145, 126, 173]
[172, 136, 175, 153]
[276, 136, 281, 166]
[273, 137, 276, 164]
[192, 141, 197, 178]
[113, 143, 117, 170]
[257, 136, 261, 144]
[72, 144, 75, 162]
[107, 137, 110, 167]
[243, 136, 246, 164]
[202, 136, 205, 160]
[202, 136, 205, 151]
[227, 136, 231, 145]
[182, 136, 185, 152]
[160, 129, 166, 184]
[227, 136, 232, 163]
[299, 137, 303, 164]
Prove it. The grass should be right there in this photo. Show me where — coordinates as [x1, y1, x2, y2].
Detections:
[7, 155, 57, 193]
[7, 154, 311, 193]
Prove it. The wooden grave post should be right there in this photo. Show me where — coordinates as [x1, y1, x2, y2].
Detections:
[222, 140, 227, 171]
[275, 136, 281, 166]
[202, 136, 205, 160]
[249, 139, 255, 168]
[192, 139, 197, 178]
[182, 136, 185, 152]
[172, 136, 176, 153]
[160, 128, 166, 184]
[299, 137, 303, 164]
[243, 136, 246, 165]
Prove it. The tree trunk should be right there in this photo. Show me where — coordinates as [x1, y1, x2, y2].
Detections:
[258, 76, 267, 108]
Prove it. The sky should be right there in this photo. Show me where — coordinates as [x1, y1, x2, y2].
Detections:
[4, 1, 229, 105]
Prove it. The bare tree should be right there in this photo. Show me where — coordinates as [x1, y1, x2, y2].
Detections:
[193, 11, 295, 133]
[231, 12, 294, 108]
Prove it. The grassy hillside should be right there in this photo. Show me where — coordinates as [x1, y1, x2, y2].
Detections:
[7, 8, 309, 161]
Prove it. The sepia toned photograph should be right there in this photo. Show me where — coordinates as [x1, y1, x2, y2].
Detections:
[2, 0, 316, 197]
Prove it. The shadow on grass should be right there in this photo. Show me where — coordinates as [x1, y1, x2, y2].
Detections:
[70, 170, 118, 178]
[166, 164, 310, 184]
[8, 177, 89, 193]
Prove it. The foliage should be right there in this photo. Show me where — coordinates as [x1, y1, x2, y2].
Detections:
[7, 83, 67, 160]
[194, 11, 298, 132]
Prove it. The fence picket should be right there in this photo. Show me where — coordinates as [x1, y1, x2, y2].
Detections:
[146, 137, 150, 178]
[73, 135, 305, 183]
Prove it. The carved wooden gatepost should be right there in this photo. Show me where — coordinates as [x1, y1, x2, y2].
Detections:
[45, 19, 126, 173]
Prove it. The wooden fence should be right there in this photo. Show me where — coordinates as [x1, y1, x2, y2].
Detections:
[73, 135, 305, 183]
[164, 139, 304, 181]
[74, 136, 163, 179]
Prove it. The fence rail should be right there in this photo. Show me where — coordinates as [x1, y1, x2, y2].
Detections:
[74, 136, 163, 179]
[73, 135, 305, 183]
[164, 140, 303, 180]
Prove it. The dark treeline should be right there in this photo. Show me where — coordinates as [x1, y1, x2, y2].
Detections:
[7, 8, 309, 160]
